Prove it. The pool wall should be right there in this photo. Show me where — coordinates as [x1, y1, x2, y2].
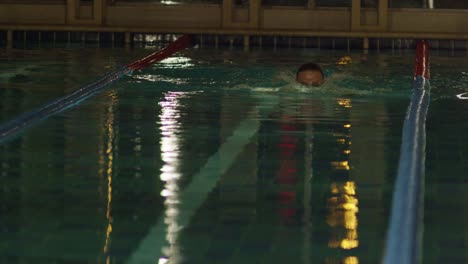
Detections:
[1, 1, 468, 50]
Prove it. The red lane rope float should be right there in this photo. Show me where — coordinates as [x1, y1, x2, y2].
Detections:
[413, 40, 430, 80]
[0, 34, 194, 143]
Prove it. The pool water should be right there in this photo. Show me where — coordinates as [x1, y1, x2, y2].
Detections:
[0, 45, 467, 264]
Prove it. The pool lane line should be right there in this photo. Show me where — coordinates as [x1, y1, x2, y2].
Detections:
[383, 40, 430, 264]
[127, 95, 279, 264]
[456, 92, 468, 99]
[0, 35, 194, 144]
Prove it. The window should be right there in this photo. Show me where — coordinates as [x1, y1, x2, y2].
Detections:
[262, 0, 308, 7]
[315, 0, 350, 7]
[390, 0, 423, 8]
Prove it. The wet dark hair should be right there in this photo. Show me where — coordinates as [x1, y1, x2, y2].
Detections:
[296, 63, 324, 79]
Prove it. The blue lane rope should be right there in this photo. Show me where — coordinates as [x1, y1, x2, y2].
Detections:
[0, 35, 193, 144]
[383, 41, 430, 264]
[0, 66, 131, 142]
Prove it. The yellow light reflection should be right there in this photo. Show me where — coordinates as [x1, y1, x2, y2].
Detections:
[344, 210, 358, 229]
[341, 238, 359, 249]
[337, 56, 352, 65]
[331, 183, 339, 194]
[344, 149, 351, 155]
[331, 161, 350, 171]
[344, 256, 359, 264]
[344, 124, 351, 128]
[327, 181, 359, 251]
[343, 181, 355, 195]
[342, 196, 358, 211]
[337, 98, 352, 108]
[103, 91, 117, 255]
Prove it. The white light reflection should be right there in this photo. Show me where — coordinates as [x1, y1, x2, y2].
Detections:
[133, 74, 188, 85]
[158, 91, 187, 264]
[160, 57, 194, 68]
[456, 92, 468, 100]
[158, 258, 169, 264]
[428, 0, 434, 9]
[160, 0, 178, 5]
[132, 56, 192, 85]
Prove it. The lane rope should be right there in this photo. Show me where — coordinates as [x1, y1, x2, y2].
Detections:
[383, 40, 431, 264]
[0, 35, 194, 143]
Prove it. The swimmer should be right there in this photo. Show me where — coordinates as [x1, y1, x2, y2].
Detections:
[295, 63, 324, 87]
[296, 56, 353, 87]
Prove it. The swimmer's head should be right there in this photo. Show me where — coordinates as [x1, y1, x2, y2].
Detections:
[296, 63, 324, 87]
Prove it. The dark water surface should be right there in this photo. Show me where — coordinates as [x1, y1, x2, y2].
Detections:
[0, 46, 467, 264]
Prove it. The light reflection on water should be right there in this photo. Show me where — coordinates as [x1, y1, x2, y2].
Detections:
[327, 181, 359, 250]
[160, 0, 179, 5]
[326, 99, 358, 259]
[160, 57, 194, 68]
[158, 91, 188, 264]
[101, 91, 117, 262]
[456, 92, 468, 99]
[0, 48, 466, 264]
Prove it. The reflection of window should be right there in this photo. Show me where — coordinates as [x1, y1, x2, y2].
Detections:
[107, 0, 468, 8]
[262, 0, 307, 7]
[434, 0, 468, 9]
[112, 0, 223, 4]
[315, 0, 351, 7]
[362, 0, 377, 8]
[235, 0, 249, 6]
[389, 0, 423, 8]
[391, 0, 468, 8]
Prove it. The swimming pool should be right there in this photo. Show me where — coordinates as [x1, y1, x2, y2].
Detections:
[0, 45, 467, 264]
